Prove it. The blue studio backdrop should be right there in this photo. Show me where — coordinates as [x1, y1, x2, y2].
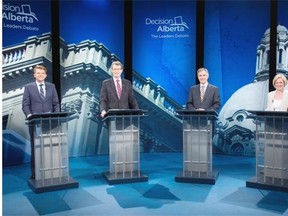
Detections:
[2, 0, 288, 166]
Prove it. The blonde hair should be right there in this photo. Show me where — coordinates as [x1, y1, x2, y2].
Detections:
[273, 73, 287, 87]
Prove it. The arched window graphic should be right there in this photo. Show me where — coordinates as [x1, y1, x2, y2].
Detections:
[231, 142, 244, 156]
[266, 50, 270, 65]
[257, 52, 260, 70]
[278, 48, 283, 64]
[287, 48, 288, 68]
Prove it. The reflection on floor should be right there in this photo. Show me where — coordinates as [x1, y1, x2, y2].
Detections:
[3, 153, 288, 216]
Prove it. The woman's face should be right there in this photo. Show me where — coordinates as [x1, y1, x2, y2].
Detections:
[274, 78, 285, 91]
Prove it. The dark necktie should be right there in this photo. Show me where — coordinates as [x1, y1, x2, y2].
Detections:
[39, 84, 45, 100]
[116, 79, 122, 98]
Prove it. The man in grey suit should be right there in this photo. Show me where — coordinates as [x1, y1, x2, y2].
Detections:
[186, 67, 220, 111]
[22, 65, 60, 179]
[99, 61, 139, 118]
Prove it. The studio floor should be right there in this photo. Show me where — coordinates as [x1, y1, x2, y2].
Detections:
[3, 153, 288, 216]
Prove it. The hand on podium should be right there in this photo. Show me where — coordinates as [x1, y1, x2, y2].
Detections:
[100, 110, 107, 118]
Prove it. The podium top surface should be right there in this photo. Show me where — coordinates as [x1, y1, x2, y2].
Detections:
[105, 109, 147, 116]
[247, 110, 288, 117]
[175, 109, 218, 116]
[27, 112, 75, 121]
[103, 109, 147, 121]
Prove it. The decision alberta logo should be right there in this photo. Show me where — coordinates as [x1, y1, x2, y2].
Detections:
[3, 3, 40, 31]
[146, 16, 189, 32]
[3, 3, 39, 23]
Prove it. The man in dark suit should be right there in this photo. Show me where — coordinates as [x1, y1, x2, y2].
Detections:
[22, 65, 60, 179]
[99, 61, 139, 118]
[186, 67, 220, 111]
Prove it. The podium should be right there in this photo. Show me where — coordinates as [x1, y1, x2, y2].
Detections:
[246, 110, 288, 192]
[175, 110, 219, 184]
[27, 112, 79, 193]
[102, 109, 148, 184]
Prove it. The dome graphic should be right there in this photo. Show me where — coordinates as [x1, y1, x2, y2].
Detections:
[215, 25, 288, 156]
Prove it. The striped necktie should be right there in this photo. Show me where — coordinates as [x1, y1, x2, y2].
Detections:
[39, 84, 45, 100]
[116, 79, 122, 98]
[200, 85, 205, 102]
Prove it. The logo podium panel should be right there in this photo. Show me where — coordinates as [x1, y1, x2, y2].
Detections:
[102, 109, 148, 184]
[175, 110, 219, 184]
[27, 112, 79, 193]
[246, 110, 288, 192]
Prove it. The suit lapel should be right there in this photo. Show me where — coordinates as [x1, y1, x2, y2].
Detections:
[198, 85, 202, 101]
[33, 82, 42, 101]
[110, 78, 119, 100]
[43, 83, 48, 102]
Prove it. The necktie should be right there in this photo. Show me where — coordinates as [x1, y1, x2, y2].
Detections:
[200, 86, 205, 102]
[39, 84, 45, 100]
[116, 79, 122, 98]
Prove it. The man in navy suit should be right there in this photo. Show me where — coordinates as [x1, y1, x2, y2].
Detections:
[99, 61, 139, 118]
[186, 67, 220, 111]
[22, 65, 60, 179]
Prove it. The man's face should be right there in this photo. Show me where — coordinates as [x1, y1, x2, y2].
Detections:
[197, 70, 209, 85]
[33, 68, 47, 83]
[111, 65, 123, 79]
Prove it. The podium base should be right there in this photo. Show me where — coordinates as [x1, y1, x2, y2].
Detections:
[175, 170, 219, 185]
[28, 177, 79, 193]
[246, 177, 288, 192]
[103, 171, 148, 185]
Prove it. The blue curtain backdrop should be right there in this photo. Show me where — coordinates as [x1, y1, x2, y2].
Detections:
[132, 1, 196, 106]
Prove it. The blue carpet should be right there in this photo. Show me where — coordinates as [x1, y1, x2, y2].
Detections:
[3, 153, 288, 216]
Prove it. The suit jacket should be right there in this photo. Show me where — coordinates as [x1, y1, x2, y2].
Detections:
[266, 90, 288, 111]
[22, 81, 60, 117]
[186, 83, 221, 111]
[99, 78, 139, 112]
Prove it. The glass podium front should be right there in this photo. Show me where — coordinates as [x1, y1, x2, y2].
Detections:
[246, 111, 288, 192]
[102, 109, 148, 184]
[27, 112, 79, 193]
[175, 110, 219, 184]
